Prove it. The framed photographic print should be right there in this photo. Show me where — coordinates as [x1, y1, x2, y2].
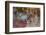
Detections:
[5, 1, 45, 34]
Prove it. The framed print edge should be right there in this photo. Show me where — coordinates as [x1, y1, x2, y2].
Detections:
[5, 1, 45, 34]
[5, 1, 9, 34]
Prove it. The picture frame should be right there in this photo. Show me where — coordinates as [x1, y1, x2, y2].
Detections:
[5, 1, 45, 34]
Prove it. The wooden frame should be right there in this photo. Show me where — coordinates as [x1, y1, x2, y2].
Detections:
[5, 1, 45, 34]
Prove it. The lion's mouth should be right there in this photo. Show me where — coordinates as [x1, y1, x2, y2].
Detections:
[13, 20, 27, 28]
